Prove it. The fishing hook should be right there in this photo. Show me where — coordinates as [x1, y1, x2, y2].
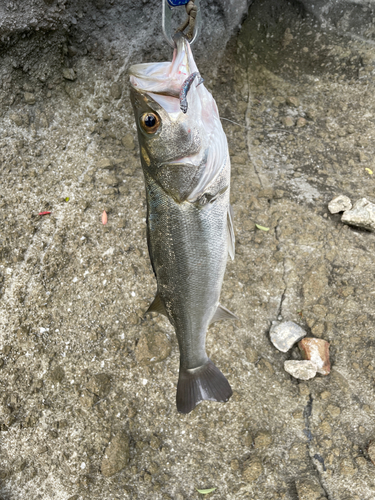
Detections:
[162, 0, 201, 48]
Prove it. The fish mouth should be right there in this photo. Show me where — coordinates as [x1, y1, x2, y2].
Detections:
[129, 35, 196, 98]
[161, 147, 207, 169]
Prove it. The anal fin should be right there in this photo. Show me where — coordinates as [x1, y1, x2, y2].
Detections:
[145, 293, 168, 317]
[209, 303, 237, 325]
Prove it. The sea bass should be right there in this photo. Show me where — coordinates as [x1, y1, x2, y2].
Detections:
[129, 33, 235, 414]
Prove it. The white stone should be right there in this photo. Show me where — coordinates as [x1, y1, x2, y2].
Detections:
[341, 198, 375, 231]
[269, 321, 306, 352]
[328, 195, 352, 214]
[284, 360, 317, 380]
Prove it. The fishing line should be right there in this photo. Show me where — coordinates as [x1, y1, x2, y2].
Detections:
[220, 117, 298, 135]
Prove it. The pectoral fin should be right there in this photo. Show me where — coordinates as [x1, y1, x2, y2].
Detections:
[227, 204, 235, 260]
[145, 293, 168, 317]
[210, 303, 237, 325]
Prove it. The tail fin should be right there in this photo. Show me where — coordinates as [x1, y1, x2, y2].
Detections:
[176, 359, 232, 414]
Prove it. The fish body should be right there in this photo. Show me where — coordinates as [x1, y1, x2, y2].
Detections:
[129, 34, 235, 413]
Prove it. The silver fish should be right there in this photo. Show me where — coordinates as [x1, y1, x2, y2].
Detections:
[129, 33, 236, 414]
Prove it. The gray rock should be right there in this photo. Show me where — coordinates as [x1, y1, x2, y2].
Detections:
[270, 321, 306, 352]
[284, 360, 318, 380]
[101, 431, 130, 477]
[62, 68, 77, 81]
[24, 92, 35, 104]
[121, 134, 135, 150]
[341, 198, 375, 231]
[110, 83, 122, 100]
[328, 195, 352, 214]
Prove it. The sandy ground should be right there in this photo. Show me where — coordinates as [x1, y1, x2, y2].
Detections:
[1, 0, 375, 499]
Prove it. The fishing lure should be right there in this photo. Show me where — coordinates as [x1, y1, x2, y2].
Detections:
[179, 72, 204, 113]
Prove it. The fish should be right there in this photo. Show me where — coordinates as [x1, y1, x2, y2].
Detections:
[129, 33, 236, 414]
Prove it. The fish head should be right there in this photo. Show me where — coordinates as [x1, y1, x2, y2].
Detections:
[129, 34, 228, 203]
[129, 87, 202, 174]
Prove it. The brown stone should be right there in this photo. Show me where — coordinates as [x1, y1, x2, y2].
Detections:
[24, 92, 35, 104]
[101, 431, 130, 477]
[339, 458, 356, 476]
[282, 116, 295, 127]
[86, 373, 111, 398]
[79, 389, 98, 408]
[135, 330, 171, 364]
[295, 476, 326, 500]
[254, 432, 273, 448]
[286, 96, 300, 107]
[368, 441, 375, 465]
[298, 338, 330, 375]
[242, 458, 263, 483]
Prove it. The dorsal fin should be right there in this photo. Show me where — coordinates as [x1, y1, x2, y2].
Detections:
[145, 293, 168, 317]
[210, 304, 237, 325]
[227, 204, 235, 260]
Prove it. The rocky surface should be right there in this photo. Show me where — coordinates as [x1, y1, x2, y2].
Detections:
[1, 0, 375, 499]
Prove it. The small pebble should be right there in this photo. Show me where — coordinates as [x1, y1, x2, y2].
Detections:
[284, 360, 317, 380]
[328, 195, 352, 214]
[368, 442, 375, 465]
[341, 198, 375, 231]
[296, 117, 306, 127]
[358, 151, 368, 163]
[270, 321, 306, 352]
[63, 68, 77, 81]
[110, 83, 122, 99]
[101, 431, 130, 477]
[282, 116, 295, 127]
[24, 92, 35, 104]
[286, 96, 300, 107]
[298, 337, 330, 375]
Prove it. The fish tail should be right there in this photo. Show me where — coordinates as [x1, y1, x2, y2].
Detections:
[176, 359, 232, 414]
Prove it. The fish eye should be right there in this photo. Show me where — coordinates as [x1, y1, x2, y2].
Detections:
[140, 113, 161, 134]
